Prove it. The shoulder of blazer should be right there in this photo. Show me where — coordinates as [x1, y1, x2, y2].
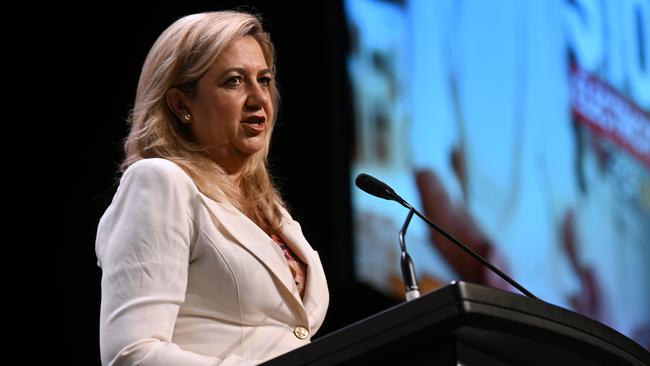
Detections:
[120, 158, 201, 209]
[124, 158, 194, 183]
[123, 158, 200, 191]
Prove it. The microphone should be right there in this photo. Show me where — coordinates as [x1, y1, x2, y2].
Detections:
[355, 173, 538, 300]
[354, 173, 410, 208]
[355, 174, 420, 300]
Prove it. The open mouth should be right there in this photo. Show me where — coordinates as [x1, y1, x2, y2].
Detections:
[242, 115, 266, 125]
[241, 115, 266, 132]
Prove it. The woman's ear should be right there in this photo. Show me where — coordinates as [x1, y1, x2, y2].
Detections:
[166, 88, 192, 124]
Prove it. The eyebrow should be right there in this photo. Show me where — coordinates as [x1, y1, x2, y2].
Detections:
[221, 67, 273, 77]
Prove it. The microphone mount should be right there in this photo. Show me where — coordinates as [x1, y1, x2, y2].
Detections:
[399, 207, 420, 301]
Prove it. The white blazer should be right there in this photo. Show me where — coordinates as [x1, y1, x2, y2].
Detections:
[96, 158, 329, 366]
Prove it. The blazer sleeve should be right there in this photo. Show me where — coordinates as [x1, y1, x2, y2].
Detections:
[95, 159, 256, 366]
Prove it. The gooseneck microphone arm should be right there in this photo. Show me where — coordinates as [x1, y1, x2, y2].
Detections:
[399, 208, 420, 301]
[355, 173, 539, 300]
[408, 201, 538, 299]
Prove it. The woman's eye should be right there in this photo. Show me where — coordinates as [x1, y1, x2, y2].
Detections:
[258, 76, 272, 86]
[226, 76, 243, 86]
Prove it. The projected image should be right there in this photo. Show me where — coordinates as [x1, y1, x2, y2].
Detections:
[346, 0, 649, 348]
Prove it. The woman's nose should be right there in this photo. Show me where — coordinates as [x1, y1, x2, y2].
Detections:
[245, 82, 269, 110]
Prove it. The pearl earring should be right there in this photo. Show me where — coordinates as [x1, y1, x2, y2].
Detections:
[183, 113, 191, 121]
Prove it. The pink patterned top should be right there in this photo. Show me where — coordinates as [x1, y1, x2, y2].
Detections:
[271, 234, 306, 298]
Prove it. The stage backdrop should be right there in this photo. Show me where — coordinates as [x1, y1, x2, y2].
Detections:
[346, 0, 649, 349]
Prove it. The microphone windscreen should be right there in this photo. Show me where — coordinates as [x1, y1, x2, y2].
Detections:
[355, 173, 395, 201]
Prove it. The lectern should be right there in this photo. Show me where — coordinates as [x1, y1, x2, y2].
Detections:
[263, 281, 649, 365]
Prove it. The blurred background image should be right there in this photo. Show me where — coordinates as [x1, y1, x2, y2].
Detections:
[347, 0, 649, 348]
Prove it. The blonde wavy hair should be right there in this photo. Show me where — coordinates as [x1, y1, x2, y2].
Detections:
[122, 11, 286, 234]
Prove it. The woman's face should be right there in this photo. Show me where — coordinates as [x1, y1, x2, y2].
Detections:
[186, 36, 273, 172]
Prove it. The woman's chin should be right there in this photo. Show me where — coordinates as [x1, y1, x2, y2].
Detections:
[236, 141, 265, 156]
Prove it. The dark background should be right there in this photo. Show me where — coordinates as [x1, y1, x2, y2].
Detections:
[59, 1, 398, 364]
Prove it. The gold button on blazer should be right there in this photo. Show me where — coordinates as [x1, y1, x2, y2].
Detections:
[96, 158, 329, 365]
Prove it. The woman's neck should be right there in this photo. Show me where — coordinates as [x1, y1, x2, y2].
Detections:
[227, 170, 242, 187]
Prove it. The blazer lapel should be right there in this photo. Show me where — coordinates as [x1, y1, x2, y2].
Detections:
[280, 217, 329, 330]
[197, 193, 303, 307]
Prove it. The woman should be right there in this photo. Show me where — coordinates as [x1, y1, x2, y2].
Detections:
[96, 11, 329, 365]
